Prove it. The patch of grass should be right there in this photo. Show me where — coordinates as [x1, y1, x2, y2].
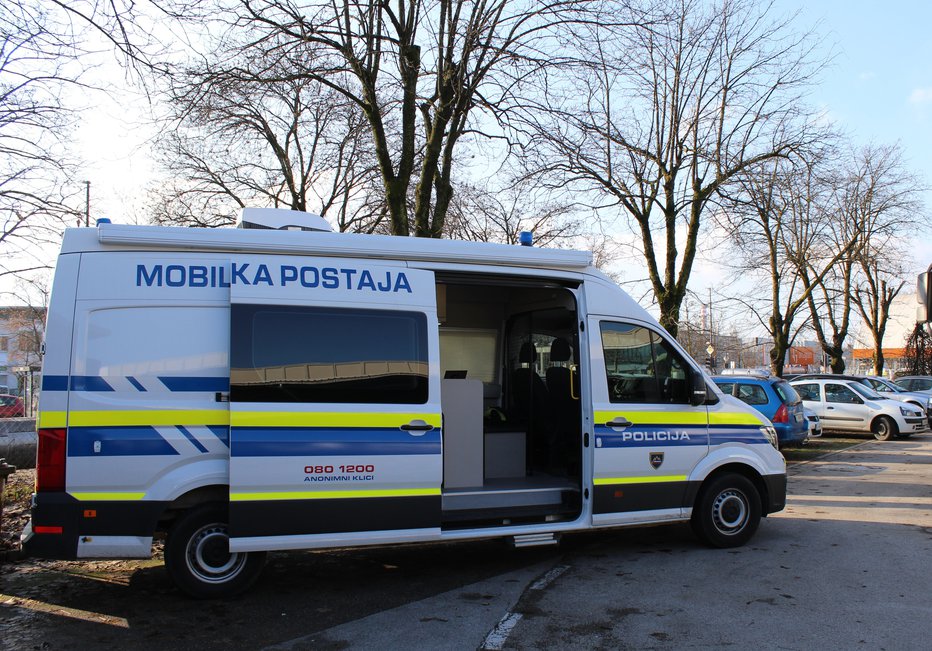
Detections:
[781, 434, 869, 463]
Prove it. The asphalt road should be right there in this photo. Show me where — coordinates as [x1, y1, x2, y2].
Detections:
[3, 436, 932, 650]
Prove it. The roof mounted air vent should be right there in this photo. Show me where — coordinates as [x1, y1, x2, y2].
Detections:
[237, 208, 332, 232]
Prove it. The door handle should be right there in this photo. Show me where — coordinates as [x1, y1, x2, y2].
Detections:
[604, 417, 632, 429]
[400, 420, 434, 432]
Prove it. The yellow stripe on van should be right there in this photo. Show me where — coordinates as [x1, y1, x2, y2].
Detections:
[594, 410, 707, 426]
[593, 475, 688, 485]
[709, 412, 764, 426]
[69, 492, 146, 501]
[230, 487, 441, 501]
[37, 411, 68, 428]
[229, 412, 442, 429]
[66, 410, 230, 427]
[594, 410, 763, 427]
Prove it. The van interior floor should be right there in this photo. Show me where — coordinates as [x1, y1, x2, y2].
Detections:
[441, 474, 580, 527]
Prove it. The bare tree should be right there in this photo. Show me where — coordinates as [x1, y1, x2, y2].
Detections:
[845, 145, 926, 375]
[150, 46, 385, 231]
[444, 182, 582, 246]
[522, 0, 823, 336]
[165, 0, 611, 238]
[0, 0, 85, 285]
[723, 155, 859, 376]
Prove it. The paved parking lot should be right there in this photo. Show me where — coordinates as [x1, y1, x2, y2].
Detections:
[3, 435, 932, 650]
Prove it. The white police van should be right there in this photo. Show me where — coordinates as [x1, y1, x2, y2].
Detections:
[23, 209, 786, 597]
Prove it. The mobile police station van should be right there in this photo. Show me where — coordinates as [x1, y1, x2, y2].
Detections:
[22, 209, 786, 597]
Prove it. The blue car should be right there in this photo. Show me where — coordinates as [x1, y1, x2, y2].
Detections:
[712, 374, 809, 448]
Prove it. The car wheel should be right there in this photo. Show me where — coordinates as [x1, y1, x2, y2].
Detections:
[691, 473, 761, 548]
[871, 415, 898, 442]
[165, 504, 266, 599]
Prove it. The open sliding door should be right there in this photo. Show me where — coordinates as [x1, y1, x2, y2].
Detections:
[226, 256, 442, 551]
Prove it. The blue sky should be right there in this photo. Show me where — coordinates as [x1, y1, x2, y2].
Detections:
[803, 1, 932, 280]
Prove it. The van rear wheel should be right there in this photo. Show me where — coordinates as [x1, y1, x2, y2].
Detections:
[165, 504, 266, 598]
[691, 473, 761, 548]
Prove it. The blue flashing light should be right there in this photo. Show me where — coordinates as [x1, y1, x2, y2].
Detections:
[96, 218, 112, 225]
[519, 231, 533, 247]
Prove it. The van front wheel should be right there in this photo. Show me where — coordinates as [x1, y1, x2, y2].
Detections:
[691, 473, 761, 548]
[165, 504, 266, 598]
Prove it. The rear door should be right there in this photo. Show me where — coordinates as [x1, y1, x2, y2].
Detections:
[227, 256, 442, 551]
[587, 318, 709, 526]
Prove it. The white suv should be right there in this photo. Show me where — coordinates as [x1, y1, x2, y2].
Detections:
[790, 378, 929, 441]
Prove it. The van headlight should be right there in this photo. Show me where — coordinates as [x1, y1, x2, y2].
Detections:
[761, 426, 779, 449]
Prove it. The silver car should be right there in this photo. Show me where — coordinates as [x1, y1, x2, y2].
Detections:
[790, 378, 929, 441]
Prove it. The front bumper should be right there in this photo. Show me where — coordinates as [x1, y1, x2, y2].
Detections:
[762, 473, 787, 514]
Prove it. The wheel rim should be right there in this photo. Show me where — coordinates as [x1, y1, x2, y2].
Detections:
[875, 419, 889, 438]
[711, 488, 749, 536]
[185, 522, 247, 584]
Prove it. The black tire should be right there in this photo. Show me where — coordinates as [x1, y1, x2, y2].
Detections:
[691, 473, 762, 548]
[871, 415, 897, 441]
[165, 504, 266, 598]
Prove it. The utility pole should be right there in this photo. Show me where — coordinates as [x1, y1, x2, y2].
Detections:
[84, 180, 90, 227]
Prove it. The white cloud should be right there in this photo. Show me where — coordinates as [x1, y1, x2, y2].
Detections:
[858, 71, 876, 81]
[909, 87, 932, 105]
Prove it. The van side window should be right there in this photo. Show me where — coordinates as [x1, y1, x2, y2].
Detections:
[231, 305, 428, 404]
[599, 322, 689, 404]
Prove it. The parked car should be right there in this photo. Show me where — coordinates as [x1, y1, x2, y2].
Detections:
[0, 394, 24, 417]
[803, 407, 822, 439]
[712, 373, 809, 447]
[895, 376, 932, 394]
[791, 374, 932, 427]
[789, 378, 928, 440]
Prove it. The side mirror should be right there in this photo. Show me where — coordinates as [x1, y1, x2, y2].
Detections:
[689, 369, 708, 406]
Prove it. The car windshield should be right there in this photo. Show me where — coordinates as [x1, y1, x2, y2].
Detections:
[849, 383, 882, 400]
[0, 396, 15, 405]
[876, 379, 905, 393]
[773, 381, 801, 405]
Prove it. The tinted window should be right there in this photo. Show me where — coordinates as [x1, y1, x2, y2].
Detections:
[773, 381, 801, 405]
[231, 305, 429, 404]
[736, 384, 768, 406]
[794, 383, 820, 401]
[600, 322, 690, 404]
[825, 383, 860, 404]
[0, 396, 15, 406]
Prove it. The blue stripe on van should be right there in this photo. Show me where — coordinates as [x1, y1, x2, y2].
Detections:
[39, 375, 228, 393]
[177, 425, 210, 453]
[593, 424, 709, 448]
[158, 376, 229, 392]
[231, 427, 442, 457]
[68, 426, 180, 457]
[42, 375, 68, 391]
[709, 427, 769, 445]
[207, 425, 230, 447]
[126, 376, 147, 391]
[70, 376, 114, 392]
